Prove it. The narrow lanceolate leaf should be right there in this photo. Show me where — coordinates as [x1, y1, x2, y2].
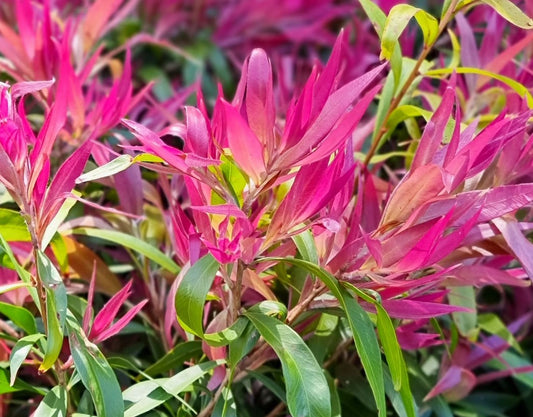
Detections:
[36, 251, 67, 328]
[33, 385, 67, 417]
[175, 254, 219, 337]
[381, 5, 439, 60]
[71, 227, 180, 274]
[425, 67, 533, 108]
[144, 341, 202, 376]
[262, 257, 387, 416]
[477, 0, 533, 29]
[10, 334, 45, 386]
[123, 360, 223, 417]
[39, 290, 64, 373]
[76, 155, 134, 184]
[374, 304, 416, 417]
[175, 255, 245, 346]
[0, 302, 37, 334]
[245, 304, 331, 417]
[66, 310, 124, 417]
[292, 230, 319, 264]
[448, 286, 477, 338]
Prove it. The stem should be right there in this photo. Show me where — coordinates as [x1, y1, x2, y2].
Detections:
[265, 402, 286, 417]
[197, 373, 229, 417]
[231, 261, 244, 324]
[364, 0, 461, 166]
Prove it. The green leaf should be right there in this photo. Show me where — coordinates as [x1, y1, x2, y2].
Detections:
[387, 105, 432, 132]
[0, 209, 30, 241]
[357, 0, 403, 83]
[40, 289, 64, 373]
[476, 0, 533, 29]
[448, 285, 477, 338]
[245, 303, 331, 417]
[262, 257, 386, 416]
[0, 233, 39, 306]
[42, 196, 78, 249]
[0, 302, 37, 334]
[71, 227, 180, 274]
[308, 313, 339, 363]
[174, 254, 249, 347]
[426, 67, 533, 108]
[375, 304, 415, 417]
[228, 322, 259, 371]
[123, 360, 223, 417]
[36, 251, 67, 328]
[175, 254, 220, 337]
[34, 385, 68, 417]
[0, 367, 46, 395]
[76, 155, 134, 184]
[292, 230, 318, 264]
[144, 341, 202, 377]
[10, 334, 45, 385]
[381, 5, 439, 61]
[326, 371, 342, 417]
[213, 386, 237, 417]
[478, 313, 522, 353]
[66, 310, 124, 417]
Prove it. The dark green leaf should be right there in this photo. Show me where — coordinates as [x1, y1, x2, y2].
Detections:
[144, 341, 202, 377]
[228, 322, 259, 370]
[40, 289, 64, 372]
[0, 302, 37, 334]
[34, 385, 68, 417]
[262, 257, 386, 416]
[175, 253, 219, 337]
[245, 303, 331, 417]
[66, 310, 124, 417]
[10, 334, 45, 385]
[292, 230, 318, 264]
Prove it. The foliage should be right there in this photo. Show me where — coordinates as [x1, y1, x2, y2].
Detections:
[0, 0, 533, 416]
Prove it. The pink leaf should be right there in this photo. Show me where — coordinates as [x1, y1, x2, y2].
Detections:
[377, 299, 470, 320]
[90, 280, 134, 340]
[447, 265, 530, 287]
[92, 299, 148, 344]
[40, 139, 93, 231]
[10, 79, 55, 98]
[243, 49, 275, 151]
[223, 100, 265, 184]
[190, 204, 247, 219]
[277, 62, 386, 169]
[493, 217, 533, 279]
[424, 365, 476, 401]
[411, 76, 455, 171]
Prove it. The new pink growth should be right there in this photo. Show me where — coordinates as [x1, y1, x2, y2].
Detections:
[84, 277, 148, 344]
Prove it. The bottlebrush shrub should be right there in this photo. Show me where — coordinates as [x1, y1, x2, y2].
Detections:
[2, 1, 533, 416]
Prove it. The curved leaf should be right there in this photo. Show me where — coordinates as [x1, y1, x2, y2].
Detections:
[76, 155, 134, 184]
[425, 67, 533, 108]
[71, 227, 180, 274]
[10, 334, 45, 386]
[66, 310, 124, 417]
[245, 303, 331, 417]
[381, 5, 439, 60]
[34, 385, 67, 417]
[123, 360, 223, 417]
[262, 257, 387, 416]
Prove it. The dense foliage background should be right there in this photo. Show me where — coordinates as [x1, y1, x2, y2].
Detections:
[1, 0, 533, 416]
